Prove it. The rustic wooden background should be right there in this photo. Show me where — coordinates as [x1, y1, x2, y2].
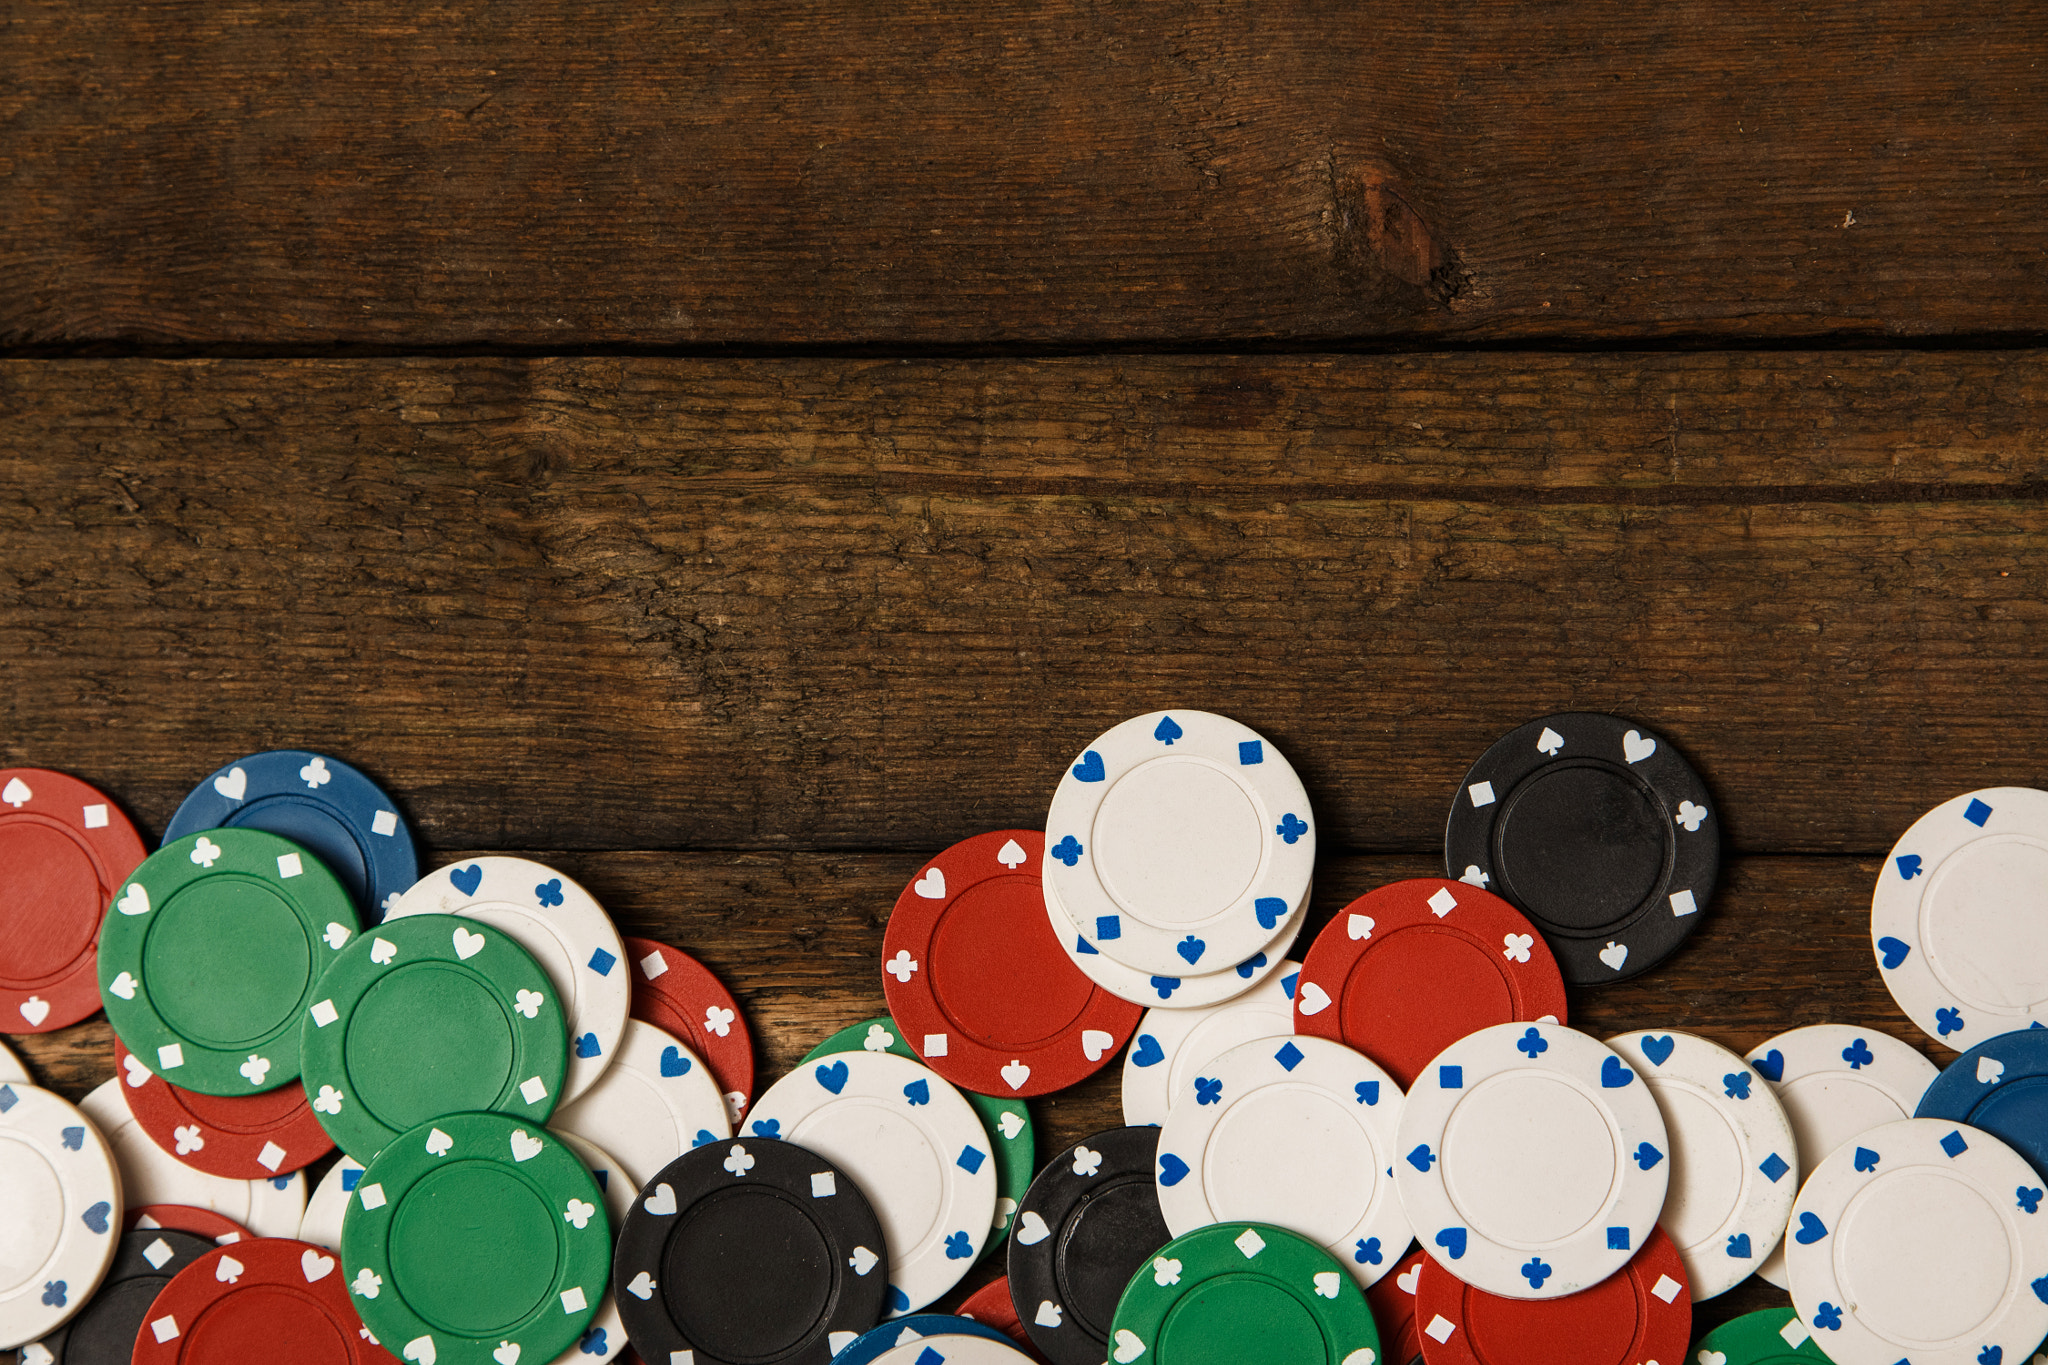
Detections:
[8, 0, 2046, 1350]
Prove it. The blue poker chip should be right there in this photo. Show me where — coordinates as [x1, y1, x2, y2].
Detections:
[163, 750, 417, 921]
[1917, 1025, 2048, 1182]
[828, 1316, 1015, 1365]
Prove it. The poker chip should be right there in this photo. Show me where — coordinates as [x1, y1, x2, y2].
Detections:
[553, 1130, 631, 1364]
[1443, 713, 1719, 986]
[802, 1018, 1033, 1251]
[162, 750, 418, 924]
[1785, 1118, 2048, 1365]
[1119, 960, 1301, 1128]
[883, 830, 1142, 1099]
[827, 1316, 1019, 1365]
[112, 1036, 334, 1179]
[296, 911, 569, 1164]
[548, 1017, 732, 1192]
[295, 1157, 365, 1252]
[1919, 1027, 2048, 1182]
[610, 1136, 886, 1365]
[126, 1205, 251, 1244]
[749, 1049, 996, 1316]
[1154, 1035, 1411, 1289]
[22, 1228, 212, 1365]
[78, 1079, 306, 1240]
[1293, 878, 1567, 1090]
[1412, 1225, 1690, 1365]
[1007, 1125, 1172, 1365]
[1109, 1222, 1380, 1365]
[625, 937, 755, 1123]
[1871, 787, 2048, 1050]
[0, 1035, 27, 1082]
[1745, 1023, 1937, 1289]
[0, 769, 146, 1036]
[1691, 1307, 1831, 1363]
[1394, 1021, 1671, 1300]
[1363, 1250, 1427, 1365]
[856, 1335, 1034, 1364]
[0, 1082, 122, 1349]
[136, 1236, 386, 1365]
[955, 1278, 1042, 1358]
[342, 1113, 609, 1365]
[96, 829, 358, 1096]
[1043, 711, 1316, 978]
[1043, 866, 1305, 1010]
[1603, 1029, 1797, 1300]
[387, 857, 628, 1104]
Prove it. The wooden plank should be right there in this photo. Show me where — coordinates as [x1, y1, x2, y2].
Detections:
[5, 2, 2048, 348]
[4, 352, 2046, 854]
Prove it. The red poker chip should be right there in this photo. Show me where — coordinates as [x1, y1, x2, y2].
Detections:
[134, 1236, 386, 1365]
[1415, 1227, 1690, 1365]
[1293, 878, 1568, 1089]
[0, 767, 146, 1034]
[1365, 1250, 1429, 1365]
[624, 936, 757, 1121]
[114, 1036, 335, 1178]
[957, 1276, 1048, 1360]
[881, 829, 1141, 1098]
[126, 1204, 256, 1245]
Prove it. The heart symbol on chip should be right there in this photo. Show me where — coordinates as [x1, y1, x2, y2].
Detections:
[1001, 1059, 1031, 1090]
[644, 1184, 678, 1216]
[1157, 1153, 1191, 1187]
[660, 1046, 691, 1078]
[1255, 897, 1287, 930]
[1793, 1211, 1828, 1244]
[1980, 1056, 2007, 1084]
[1600, 1057, 1634, 1088]
[509, 1129, 544, 1162]
[403, 1337, 437, 1365]
[1072, 750, 1106, 782]
[1016, 1211, 1051, 1246]
[1397, 1263, 1421, 1294]
[1035, 1301, 1063, 1327]
[81, 1199, 109, 1231]
[117, 884, 150, 917]
[1347, 914, 1374, 941]
[1313, 1272, 1339, 1299]
[1877, 936, 1912, 969]
[1112, 1329, 1147, 1363]
[815, 1060, 849, 1094]
[122, 1053, 149, 1086]
[370, 938, 397, 965]
[216, 1255, 245, 1284]
[1641, 1035, 1676, 1067]
[452, 927, 486, 960]
[1081, 1029, 1113, 1062]
[914, 867, 946, 899]
[425, 1128, 453, 1156]
[1296, 981, 1332, 1016]
[1434, 1228, 1467, 1258]
[214, 766, 249, 800]
[18, 995, 50, 1027]
[302, 1250, 334, 1282]
[449, 864, 484, 896]
[493, 1342, 520, 1365]
[1753, 1049, 1785, 1082]
[1621, 729, 1656, 763]
[997, 838, 1027, 869]
[1131, 1035, 1165, 1068]
[1598, 941, 1629, 972]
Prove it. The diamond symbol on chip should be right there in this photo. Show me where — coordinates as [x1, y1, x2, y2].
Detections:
[1234, 1228, 1267, 1259]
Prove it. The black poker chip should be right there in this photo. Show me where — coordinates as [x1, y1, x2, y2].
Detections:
[1443, 711, 1720, 987]
[613, 1136, 889, 1365]
[27, 1229, 213, 1365]
[1007, 1125, 1173, 1365]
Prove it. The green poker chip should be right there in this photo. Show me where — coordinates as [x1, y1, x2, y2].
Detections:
[802, 1015, 1034, 1249]
[341, 1112, 609, 1365]
[97, 828, 359, 1095]
[1111, 1223, 1380, 1365]
[1692, 1308, 1832, 1363]
[299, 912, 569, 1163]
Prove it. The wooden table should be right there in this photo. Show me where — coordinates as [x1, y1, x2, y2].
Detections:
[7, 2, 2046, 1350]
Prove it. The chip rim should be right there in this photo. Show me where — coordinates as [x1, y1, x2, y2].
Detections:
[546, 1017, 732, 1194]
[1044, 865, 1307, 1010]
[78, 1077, 308, 1240]
[0, 1081, 124, 1349]
[112, 1034, 335, 1180]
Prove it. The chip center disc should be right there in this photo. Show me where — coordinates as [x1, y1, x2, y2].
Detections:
[929, 877, 1098, 1047]
[1096, 759, 1263, 925]
[1924, 834, 2048, 1010]
[1155, 1276, 1325, 1364]
[0, 1136, 62, 1290]
[186, 1283, 355, 1363]
[347, 965, 517, 1131]
[0, 821, 101, 980]
[226, 796, 371, 903]
[1836, 1167, 2010, 1343]
[1656, 1085, 1744, 1254]
[1442, 1073, 1619, 1247]
[391, 1164, 560, 1334]
[1204, 1086, 1378, 1245]
[1463, 1267, 1643, 1363]
[664, 1185, 831, 1359]
[1495, 764, 1668, 932]
[148, 878, 313, 1048]
[1056, 1175, 1170, 1339]
[789, 1101, 942, 1262]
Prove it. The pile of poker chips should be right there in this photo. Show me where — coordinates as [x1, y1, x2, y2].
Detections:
[3, 714, 2048, 1364]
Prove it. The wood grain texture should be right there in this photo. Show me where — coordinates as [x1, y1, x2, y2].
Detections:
[6, 1, 2048, 348]
[3, 353, 2046, 856]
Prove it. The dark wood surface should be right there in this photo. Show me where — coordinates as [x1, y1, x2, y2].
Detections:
[5, 4, 2042, 1351]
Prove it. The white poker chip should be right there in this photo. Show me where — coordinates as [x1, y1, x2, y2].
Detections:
[0, 1082, 121, 1349]
[1045, 868, 1306, 1011]
[1747, 1023, 1938, 1289]
[1786, 1118, 2048, 1365]
[1872, 787, 2048, 1051]
[295, 1153, 365, 1250]
[867, 1338, 1034, 1364]
[77, 1078, 305, 1239]
[548, 1017, 733, 1193]
[1044, 710, 1315, 977]
[1155, 1035, 1411, 1288]
[1121, 961, 1303, 1127]
[552, 1130, 631, 1365]
[1394, 1021, 1671, 1300]
[387, 856, 628, 1103]
[0, 1037, 26, 1083]
[1605, 1029, 1799, 1300]
[747, 1049, 998, 1316]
